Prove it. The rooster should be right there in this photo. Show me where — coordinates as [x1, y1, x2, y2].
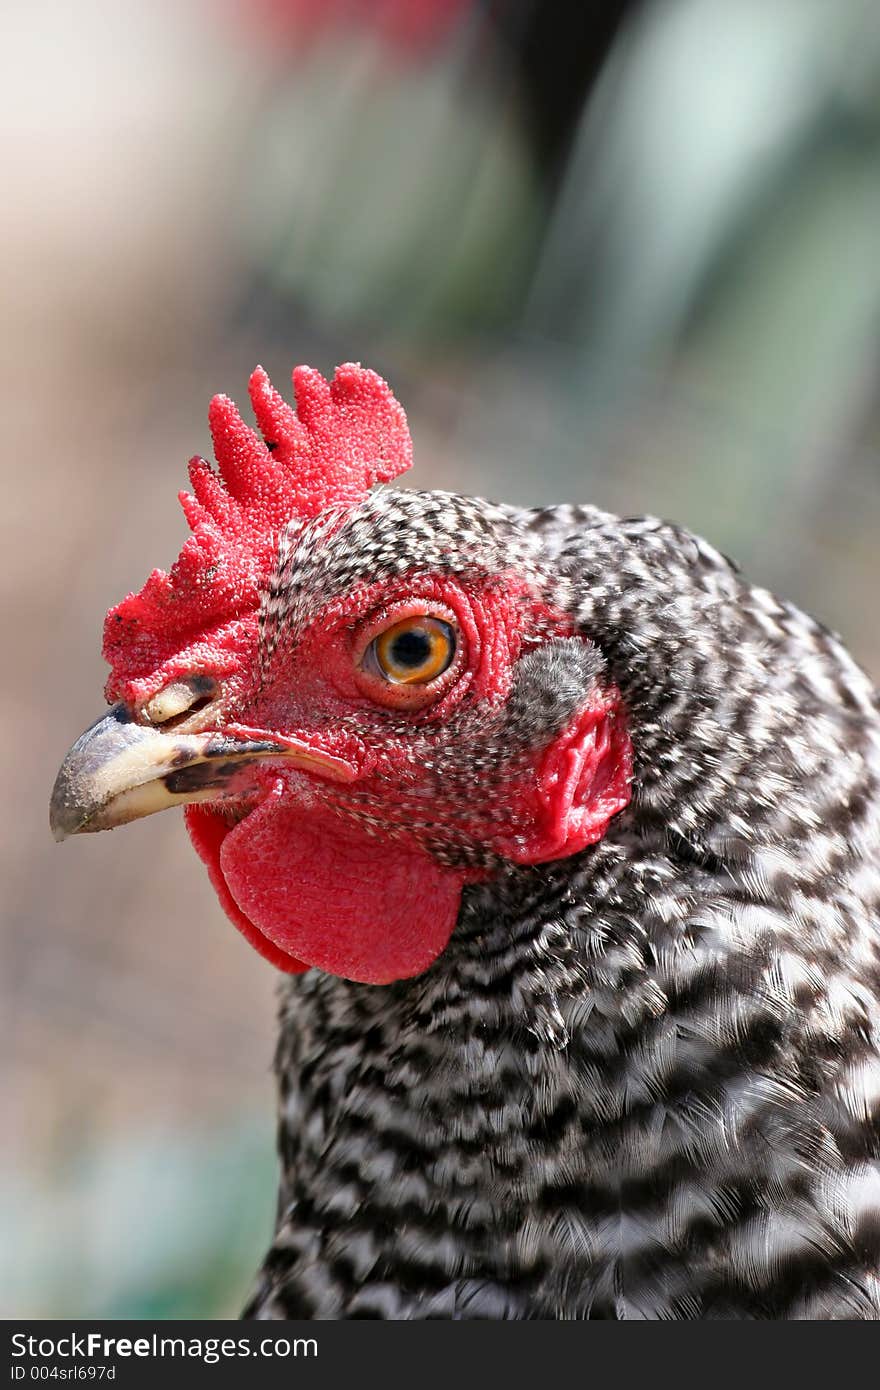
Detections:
[50, 363, 880, 1319]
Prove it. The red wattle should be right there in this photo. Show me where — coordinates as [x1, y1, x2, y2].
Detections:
[185, 805, 309, 974]
[187, 795, 464, 985]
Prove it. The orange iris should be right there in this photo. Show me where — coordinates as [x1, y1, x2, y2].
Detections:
[372, 616, 456, 684]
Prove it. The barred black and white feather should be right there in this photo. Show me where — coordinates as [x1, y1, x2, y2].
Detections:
[245, 494, 880, 1320]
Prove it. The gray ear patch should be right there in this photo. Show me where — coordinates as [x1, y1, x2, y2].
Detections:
[505, 638, 606, 746]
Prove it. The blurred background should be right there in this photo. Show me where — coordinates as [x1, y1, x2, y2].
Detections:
[4, 0, 880, 1317]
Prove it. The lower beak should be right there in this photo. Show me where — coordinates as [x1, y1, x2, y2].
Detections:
[49, 704, 349, 841]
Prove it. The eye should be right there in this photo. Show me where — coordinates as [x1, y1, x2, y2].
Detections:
[366, 616, 456, 685]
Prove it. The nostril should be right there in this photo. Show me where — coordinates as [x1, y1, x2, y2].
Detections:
[143, 676, 219, 727]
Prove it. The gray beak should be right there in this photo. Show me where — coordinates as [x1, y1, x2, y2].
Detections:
[49, 703, 346, 841]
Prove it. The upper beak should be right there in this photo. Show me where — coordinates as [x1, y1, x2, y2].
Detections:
[49, 703, 352, 842]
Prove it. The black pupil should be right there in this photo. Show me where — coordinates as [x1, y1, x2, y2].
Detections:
[390, 628, 433, 669]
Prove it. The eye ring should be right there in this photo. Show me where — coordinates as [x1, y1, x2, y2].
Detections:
[365, 616, 456, 685]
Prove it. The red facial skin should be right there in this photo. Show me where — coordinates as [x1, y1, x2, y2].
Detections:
[101, 364, 632, 984]
[130, 572, 631, 985]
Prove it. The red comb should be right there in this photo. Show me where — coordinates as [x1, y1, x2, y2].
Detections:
[103, 363, 412, 691]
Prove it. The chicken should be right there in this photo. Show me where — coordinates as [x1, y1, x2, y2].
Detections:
[50, 363, 880, 1319]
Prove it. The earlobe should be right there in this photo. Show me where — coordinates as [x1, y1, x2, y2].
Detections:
[501, 686, 633, 866]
